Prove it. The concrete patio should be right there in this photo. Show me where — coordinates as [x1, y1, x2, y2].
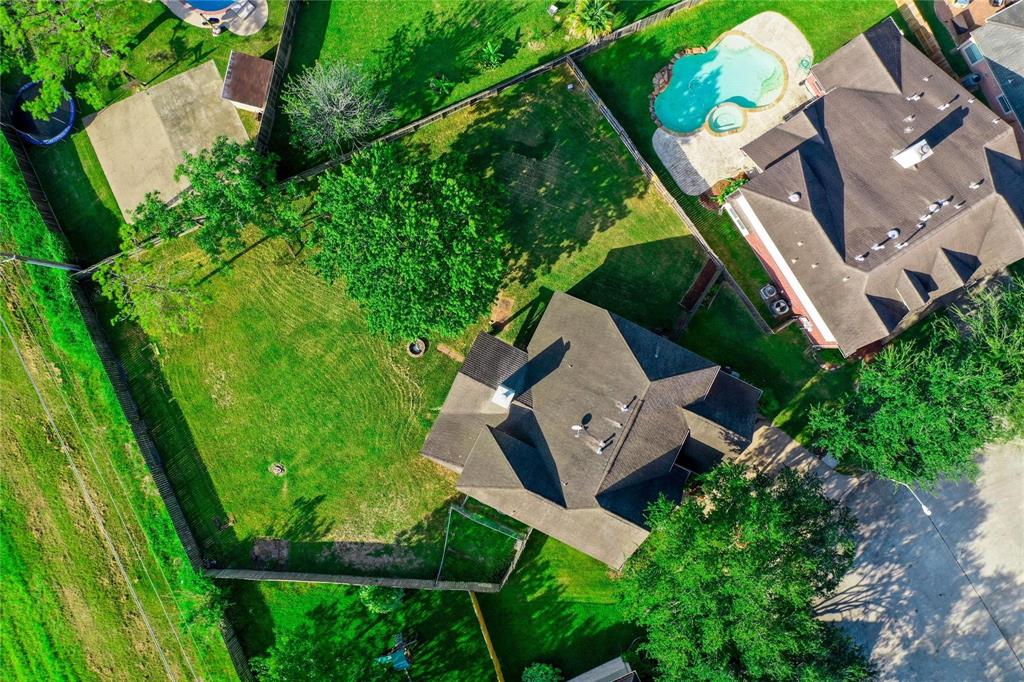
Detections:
[652, 11, 813, 195]
[84, 61, 247, 221]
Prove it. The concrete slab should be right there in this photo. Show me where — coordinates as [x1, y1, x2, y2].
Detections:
[736, 428, 1024, 679]
[652, 12, 814, 195]
[822, 444, 1024, 680]
[85, 61, 247, 222]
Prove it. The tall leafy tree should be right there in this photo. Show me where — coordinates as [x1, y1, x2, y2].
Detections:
[310, 143, 507, 339]
[94, 253, 207, 337]
[251, 613, 389, 682]
[0, 0, 127, 118]
[281, 61, 395, 157]
[119, 138, 301, 259]
[621, 465, 868, 682]
[809, 277, 1023, 487]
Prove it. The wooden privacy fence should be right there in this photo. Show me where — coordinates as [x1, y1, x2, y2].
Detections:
[253, 0, 301, 154]
[206, 569, 503, 593]
[562, 57, 773, 334]
[285, 0, 706, 181]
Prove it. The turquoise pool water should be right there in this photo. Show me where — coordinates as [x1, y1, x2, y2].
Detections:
[654, 33, 786, 134]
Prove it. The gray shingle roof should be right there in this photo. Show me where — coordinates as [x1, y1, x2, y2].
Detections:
[972, 2, 1024, 119]
[422, 292, 762, 568]
[736, 19, 1024, 355]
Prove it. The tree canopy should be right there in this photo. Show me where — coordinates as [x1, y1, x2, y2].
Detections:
[251, 617, 388, 682]
[281, 61, 394, 158]
[0, 0, 127, 118]
[120, 137, 301, 259]
[809, 277, 1024, 487]
[620, 465, 868, 682]
[310, 143, 507, 339]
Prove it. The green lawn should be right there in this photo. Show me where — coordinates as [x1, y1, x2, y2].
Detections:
[270, 0, 677, 173]
[677, 284, 856, 440]
[478, 535, 643, 679]
[579, 0, 897, 321]
[27, 130, 123, 265]
[101, 65, 705, 579]
[225, 580, 494, 680]
[1, 139, 235, 681]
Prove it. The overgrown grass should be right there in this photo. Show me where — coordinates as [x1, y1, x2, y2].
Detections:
[478, 535, 644, 679]
[1, 138, 235, 680]
[271, 0, 677, 173]
[580, 0, 896, 319]
[225, 580, 494, 680]
[677, 284, 856, 440]
[101, 65, 705, 580]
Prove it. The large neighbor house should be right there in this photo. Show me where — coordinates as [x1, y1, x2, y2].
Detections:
[726, 19, 1024, 357]
[959, 0, 1024, 145]
[422, 292, 761, 569]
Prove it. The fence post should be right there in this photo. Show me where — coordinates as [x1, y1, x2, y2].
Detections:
[254, 0, 301, 154]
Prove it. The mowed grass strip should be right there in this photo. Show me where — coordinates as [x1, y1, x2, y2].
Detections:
[271, 0, 677, 172]
[104, 65, 706, 578]
[225, 580, 494, 681]
[580, 0, 897, 316]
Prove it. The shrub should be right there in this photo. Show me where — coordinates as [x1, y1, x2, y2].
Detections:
[523, 662, 564, 682]
[282, 61, 394, 157]
[567, 0, 615, 41]
[357, 586, 404, 614]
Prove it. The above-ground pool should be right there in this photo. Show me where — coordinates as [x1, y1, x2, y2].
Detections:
[654, 33, 786, 135]
[10, 81, 75, 146]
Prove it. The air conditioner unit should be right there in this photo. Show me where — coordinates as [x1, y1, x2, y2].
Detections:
[759, 284, 778, 301]
[771, 299, 790, 316]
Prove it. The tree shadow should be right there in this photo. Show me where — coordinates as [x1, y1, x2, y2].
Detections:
[477, 534, 643, 678]
[372, 3, 524, 120]
[434, 66, 649, 296]
[816, 453, 1024, 679]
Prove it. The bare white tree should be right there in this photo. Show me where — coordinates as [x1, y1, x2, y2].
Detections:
[281, 61, 395, 157]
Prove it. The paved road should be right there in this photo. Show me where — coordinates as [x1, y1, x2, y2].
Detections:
[739, 428, 1024, 680]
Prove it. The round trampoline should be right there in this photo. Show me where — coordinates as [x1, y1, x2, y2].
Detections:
[10, 81, 75, 146]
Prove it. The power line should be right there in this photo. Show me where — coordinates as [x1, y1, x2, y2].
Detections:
[5, 266, 210, 679]
[0, 310, 178, 681]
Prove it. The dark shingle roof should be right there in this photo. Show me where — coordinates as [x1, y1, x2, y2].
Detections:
[423, 292, 762, 567]
[221, 51, 273, 109]
[735, 19, 1024, 354]
[972, 2, 1024, 120]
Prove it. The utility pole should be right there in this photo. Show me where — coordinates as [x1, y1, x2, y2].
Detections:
[1, 252, 82, 273]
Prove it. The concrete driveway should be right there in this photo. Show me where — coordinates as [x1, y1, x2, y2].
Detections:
[738, 427, 1024, 680]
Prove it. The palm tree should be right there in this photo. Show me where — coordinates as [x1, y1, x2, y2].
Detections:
[568, 0, 615, 41]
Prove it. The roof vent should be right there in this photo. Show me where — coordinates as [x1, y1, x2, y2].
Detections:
[916, 222, 927, 229]
[491, 385, 515, 408]
[895, 241, 909, 250]
[871, 243, 886, 251]
[788, 192, 801, 202]
[904, 126, 915, 134]
[892, 140, 933, 169]
[969, 179, 984, 190]
[928, 202, 941, 213]
[922, 74, 932, 82]
[906, 92, 923, 101]
[855, 254, 867, 262]
[887, 229, 901, 240]
[955, 200, 967, 209]
[903, 114, 916, 122]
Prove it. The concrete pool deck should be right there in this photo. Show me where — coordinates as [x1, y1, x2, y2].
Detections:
[84, 61, 248, 222]
[653, 12, 813, 195]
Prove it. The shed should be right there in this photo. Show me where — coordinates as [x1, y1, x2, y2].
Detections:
[221, 50, 273, 113]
